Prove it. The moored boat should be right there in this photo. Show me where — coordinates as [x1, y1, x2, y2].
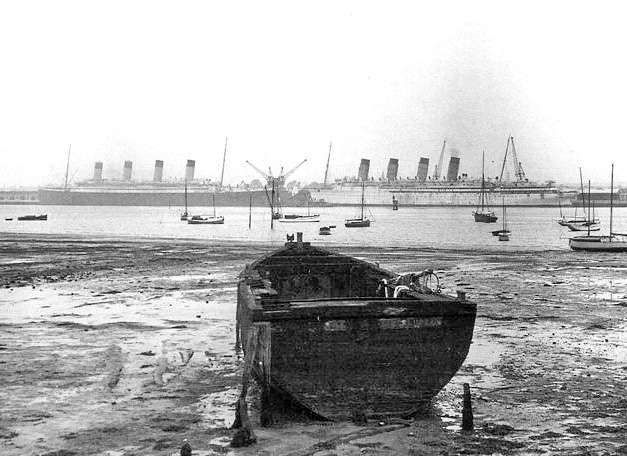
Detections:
[569, 164, 627, 252]
[236, 233, 477, 420]
[345, 181, 370, 228]
[187, 215, 225, 224]
[569, 234, 627, 251]
[564, 220, 600, 232]
[473, 152, 498, 223]
[17, 214, 47, 221]
[280, 203, 320, 223]
[187, 194, 224, 224]
[495, 199, 510, 241]
[318, 225, 335, 235]
[279, 214, 321, 223]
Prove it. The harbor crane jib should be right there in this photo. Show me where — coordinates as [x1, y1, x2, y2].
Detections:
[245, 159, 307, 188]
[499, 135, 527, 184]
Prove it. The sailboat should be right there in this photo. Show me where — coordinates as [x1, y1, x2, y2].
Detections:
[492, 198, 511, 239]
[279, 200, 320, 223]
[188, 194, 225, 224]
[557, 199, 586, 226]
[345, 181, 370, 227]
[569, 164, 627, 251]
[180, 180, 189, 221]
[473, 152, 498, 223]
[564, 168, 600, 231]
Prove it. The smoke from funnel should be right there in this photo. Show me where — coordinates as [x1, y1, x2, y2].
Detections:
[447, 157, 460, 182]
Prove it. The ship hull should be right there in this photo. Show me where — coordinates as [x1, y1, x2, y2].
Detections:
[311, 183, 569, 207]
[36, 182, 579, 208]
[570, 191, 627, 208]
[38, 187, 306, 207]
[237, 236, 476, 420]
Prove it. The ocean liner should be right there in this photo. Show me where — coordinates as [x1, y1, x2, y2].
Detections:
[38, 158, 310, 207]
[311, 137, 570, 207]
[35, 136, 579, 207]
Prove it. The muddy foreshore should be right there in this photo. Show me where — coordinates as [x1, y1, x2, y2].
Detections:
[1, 232, 626, 455]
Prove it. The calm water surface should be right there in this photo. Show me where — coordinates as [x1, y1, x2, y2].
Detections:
[2, 204, 626, 252]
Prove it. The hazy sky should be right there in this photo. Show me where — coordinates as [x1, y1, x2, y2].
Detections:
[1, 1, 626, 188]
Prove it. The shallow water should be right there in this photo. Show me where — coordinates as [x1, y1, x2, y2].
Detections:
[3, 204, 627, 251]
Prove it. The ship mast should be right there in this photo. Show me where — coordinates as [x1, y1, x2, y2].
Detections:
[499, 136, 510, 183]
[610, 163, 614, 240]
[220, 137, 227, 187]
[509, 136, 526, 181]
[481, 151, 486, 210]
[434, 140, 446, 180]
[498, 135, 526, 183]
[323, 141, 332, 186]
[63, 144, 71, 190]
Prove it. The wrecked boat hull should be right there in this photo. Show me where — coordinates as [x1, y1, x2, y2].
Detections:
[236, 235, 477, 421]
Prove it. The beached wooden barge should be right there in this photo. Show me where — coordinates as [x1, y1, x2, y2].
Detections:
[236, 233, 477, 421]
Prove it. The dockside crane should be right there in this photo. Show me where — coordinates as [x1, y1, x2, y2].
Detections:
[245, 159, 307, 188]
[499, 135, 526, 183]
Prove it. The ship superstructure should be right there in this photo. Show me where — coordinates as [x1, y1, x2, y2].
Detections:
[38, 158, 308, 207]
[310, 137, 570, 207]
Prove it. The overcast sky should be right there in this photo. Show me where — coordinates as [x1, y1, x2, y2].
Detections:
[1, 1, 626, 188]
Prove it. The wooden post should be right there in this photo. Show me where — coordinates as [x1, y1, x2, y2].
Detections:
[248, 193, 252, 229]
[462, 383, 474, 431]
[231, 327, 258, 447]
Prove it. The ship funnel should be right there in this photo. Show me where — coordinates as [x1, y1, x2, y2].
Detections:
[123, 160, 133, 181]
[153, 160, 164, 182]
[358, 159, 370, 181]
[185, 159, 195, 182]
[386, 158, 399, 181]
[417, 157, 429, 182]
[93, 162, 103, 181]
[446, 156, 460, 182]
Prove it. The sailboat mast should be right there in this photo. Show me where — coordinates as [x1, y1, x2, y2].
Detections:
[323, 141, 332, 186]
[271, 182, 275, 229]
[481, 151, 486, 210]
[185, 180, 188, 212]
[610, 163, 614, 239]
[361, 181, 365, 220]
[587, 180, 591, 236]
[579, 168, 586, 213]
[248, 193, 252, 229]
[502, 197, 506, 231]
[64, 144, 71, 189]
[220, 137, 227, 187]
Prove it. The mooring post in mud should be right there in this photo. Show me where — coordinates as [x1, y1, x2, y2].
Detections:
[231, 327, 258, 447]
[462, 382, 474, 431]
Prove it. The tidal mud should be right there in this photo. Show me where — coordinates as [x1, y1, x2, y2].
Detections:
[0, 233, 626, 455]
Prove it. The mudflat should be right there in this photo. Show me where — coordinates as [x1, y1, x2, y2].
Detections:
[1, 233, 626, 455]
